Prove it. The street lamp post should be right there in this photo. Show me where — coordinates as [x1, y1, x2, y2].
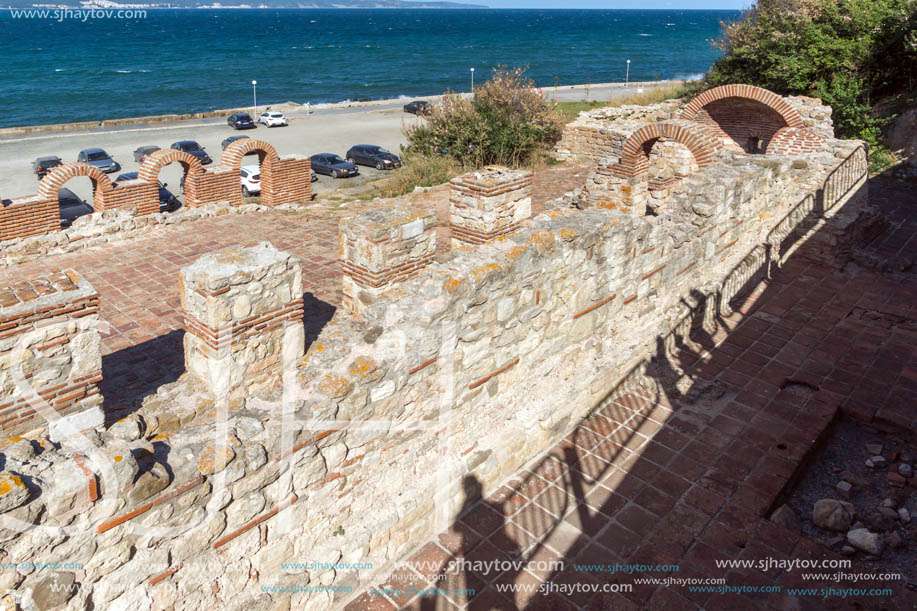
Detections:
[252, 80, 257, 116]
[470, 67, 475, 94]
[625, 60, 630, 88]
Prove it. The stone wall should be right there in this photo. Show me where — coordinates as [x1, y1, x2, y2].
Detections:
[0, 270, 103, 440]
[0, 139, 312, 243]
[449, 166, 533, 246]
[0, 88, 873, 611]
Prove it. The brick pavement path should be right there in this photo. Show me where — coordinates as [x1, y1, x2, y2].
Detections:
[342, 176, 917, 611]
[0, 162, 589, 411]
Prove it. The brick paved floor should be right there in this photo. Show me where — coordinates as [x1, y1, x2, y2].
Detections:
[0, 162, 590, 411]
[342, 176, 917, 611]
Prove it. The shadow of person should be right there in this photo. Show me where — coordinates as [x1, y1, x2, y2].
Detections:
[421, 475, 520, 610]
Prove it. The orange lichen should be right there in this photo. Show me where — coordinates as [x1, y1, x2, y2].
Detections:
[504, 245, 529, 261]
[198, 445, 236, 475]
[442, 277, 462, 293]
[472, 263, 501, 281]
[558, 228, 580, 241]
[527, 231, 555, 252]
[0, 473, 24, 496]
[348, 356, 377, 377]
[319, 375, 352, 398]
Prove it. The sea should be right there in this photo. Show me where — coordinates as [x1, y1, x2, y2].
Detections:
[0, 9, 737, 128]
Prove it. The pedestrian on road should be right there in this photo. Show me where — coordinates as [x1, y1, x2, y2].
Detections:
[306, 101, 312, 115]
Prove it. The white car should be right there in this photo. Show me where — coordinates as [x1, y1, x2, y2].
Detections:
[259, 111, 287, 127]
[240, 165, 261, 196]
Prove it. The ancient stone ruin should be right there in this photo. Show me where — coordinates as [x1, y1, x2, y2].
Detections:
[0, 84, 884, 610]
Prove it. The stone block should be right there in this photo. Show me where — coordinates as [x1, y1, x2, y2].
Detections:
[180, 242, 304, 398]
[449, 166, 533, 246]
[339, 204, 436, 314]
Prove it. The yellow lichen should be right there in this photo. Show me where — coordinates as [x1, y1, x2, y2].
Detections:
[319, 375, 352, 399]
[114, 455, 123, 463]
[471, 263, 501, 281]
[442, 277, 461, 293]
[527, 231, 555, 252]
[558, 228, 580, 241]
[504, 245, 529, 261]
[0, 473, 24, 496]
[198, 445, 235, 475]
[348, 356, 377, 377]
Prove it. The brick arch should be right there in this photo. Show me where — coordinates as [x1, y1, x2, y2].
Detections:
[617, 120, 721, 177]
[37, 162, 113, 210]
[137, 148, 203, 183]
[680, 84, 805, 129]
[679, 84, 821, 154]
[221, 138, 280, 171]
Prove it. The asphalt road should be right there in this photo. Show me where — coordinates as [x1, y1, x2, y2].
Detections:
[0, 81, 678, 204]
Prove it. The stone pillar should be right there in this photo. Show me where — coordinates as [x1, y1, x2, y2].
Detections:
[0, 270, 103, 440]
[180, 242, 304, 399]
[581, 166, 648, 216]
[449, 166, 533, 247]
[339, 205, 436, 315]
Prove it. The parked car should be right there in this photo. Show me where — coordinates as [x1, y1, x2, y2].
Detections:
[170, 141, 212, 165]
[132, 145, 160, 164]
[227, 113, 256, 130]
[403, 100, 431, 115]
[222, 135, 250, 150]
[32, 156, 62, 179]
[240, 165, 261, 196]
[115, 172, 181, 212]
[309, 154, 358, 179]
[259, 111, 287, 127]
[77, 148, 120, 173]
[58, 188, 94, 228]
[311, 169, 318, 182]
[346, 145, 401, 170]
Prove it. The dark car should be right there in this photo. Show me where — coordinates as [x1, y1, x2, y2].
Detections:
[32, 156, 62, 179]
[346, 145, 401, 171]
[309, 154, 359, 179]
[227, 113, 256, 130]
[222, 135, 250, 150]
[170, 140, 212, 165]
[133, 145, 160, 164]
[403, 101, 431, 115]
[58, 188, 94, 228]
[77, 148, 120, 173]
[115, 172, 181, 212]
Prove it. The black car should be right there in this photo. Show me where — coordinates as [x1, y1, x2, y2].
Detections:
[346, 145, 401, 171]
[227, 113, 256, 130]
[403, 101, 431, 115]
[115, 172, 181, 212]
[59, 188, 94, 228]
[170, 140, 212, 165]
[309, 154, 359, 179]
[134, 145, 160, 164]
[32, 156, 62, 179]
[222, 135, 250, 150]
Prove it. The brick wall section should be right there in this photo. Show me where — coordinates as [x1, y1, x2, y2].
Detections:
[0, 145, 315, 241]
[0, 270, 102, 435]
[180, 242, 305, 399]
[679, 84, 823, 153]
[766, 126, 824, 156]
[101, 179, 159, 215]
[0, 195, 59, 241]
[614, 120, 721, 178]
[261, 155, 312, 207]
[449, 166, 534, 247]
[339, 205, 437, 314]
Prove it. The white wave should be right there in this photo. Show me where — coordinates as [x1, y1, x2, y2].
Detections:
[675, 73, 706, 81]
[639, 33, 652, 37]
[55, 68, 66, 72]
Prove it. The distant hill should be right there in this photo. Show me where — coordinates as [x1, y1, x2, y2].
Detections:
[14, 0, 486, 7]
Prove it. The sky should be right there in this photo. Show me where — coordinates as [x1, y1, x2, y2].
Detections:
[480, 1, 749, 8]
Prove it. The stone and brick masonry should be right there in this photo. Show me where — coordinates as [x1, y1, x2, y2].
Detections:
[0, 139, 311, 242]
[0, 84, 884, 611]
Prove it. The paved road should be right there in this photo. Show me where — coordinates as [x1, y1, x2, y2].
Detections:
[0, 81, 676, 203]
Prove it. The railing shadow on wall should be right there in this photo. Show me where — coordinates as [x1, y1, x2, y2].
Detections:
[402, 142, 870, 610]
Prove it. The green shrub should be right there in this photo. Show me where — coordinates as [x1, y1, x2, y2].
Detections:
[403, 67, 565, 168]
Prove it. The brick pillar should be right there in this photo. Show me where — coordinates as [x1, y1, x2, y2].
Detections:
[261, 156, 312, 207]
[449, 166, 533, 247]
[180, 242, 304, 399]
[339, 205, 436, 315]
[0, 270, 103, 440]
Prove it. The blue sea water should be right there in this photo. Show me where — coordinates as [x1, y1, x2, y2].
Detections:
[0, 9, 736, 128]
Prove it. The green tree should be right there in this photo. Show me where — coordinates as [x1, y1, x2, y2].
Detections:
[708, 0, 917, 145]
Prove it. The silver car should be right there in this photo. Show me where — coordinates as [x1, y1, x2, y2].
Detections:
[77, 148, 120, 173]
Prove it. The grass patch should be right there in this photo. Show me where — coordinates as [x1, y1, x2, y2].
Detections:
[868, 145, 901, 174]
[368, 150, 463, 199]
